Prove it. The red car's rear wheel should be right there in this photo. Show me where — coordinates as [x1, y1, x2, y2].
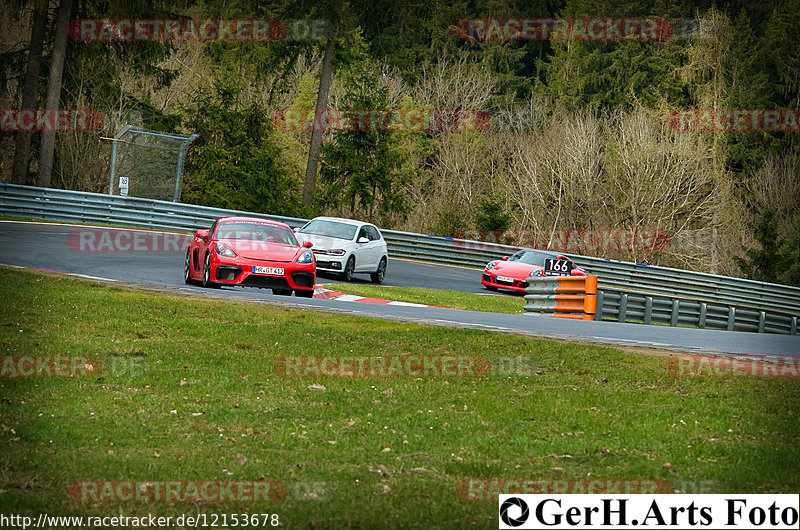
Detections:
[184, 250, 197, 285]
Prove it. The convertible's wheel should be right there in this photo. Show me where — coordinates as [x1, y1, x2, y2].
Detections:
[202, 254, 219, 288]
[272, 288, 293, 296]
[295, 289, 314, 298]
[370, 258, 387, 284]
[342, 256, 355, 282]
[184, 251, 193, 284]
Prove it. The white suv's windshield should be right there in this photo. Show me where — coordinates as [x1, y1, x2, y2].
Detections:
[299, 220, 358, 240]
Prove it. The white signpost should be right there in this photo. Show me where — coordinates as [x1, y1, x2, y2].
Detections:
[118, 176, 129, 197]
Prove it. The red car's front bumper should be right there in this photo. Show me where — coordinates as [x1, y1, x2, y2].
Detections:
[210, 254, 315, 292]
[481, 272, 528, 292]
[481, 268, 587, 293]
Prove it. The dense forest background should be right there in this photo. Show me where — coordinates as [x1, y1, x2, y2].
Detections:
[1, 0, 799, 284]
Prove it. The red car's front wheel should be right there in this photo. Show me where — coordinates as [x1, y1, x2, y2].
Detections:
[202, 253, 219, 288]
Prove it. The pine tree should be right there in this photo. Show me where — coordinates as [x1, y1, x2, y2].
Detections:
[318, 30, 407, 223]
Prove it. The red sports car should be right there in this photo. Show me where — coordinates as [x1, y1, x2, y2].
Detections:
[481, 249, 586, 293]
[184, 216, 316, 297]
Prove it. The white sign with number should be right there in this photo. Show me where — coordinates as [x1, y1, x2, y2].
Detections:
[119, 176, 129, 197]
[544, 258, 572, 276]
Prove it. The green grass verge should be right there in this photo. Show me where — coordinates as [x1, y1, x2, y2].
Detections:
[324, 283, 524, 314]
[1, 267, 798, 527]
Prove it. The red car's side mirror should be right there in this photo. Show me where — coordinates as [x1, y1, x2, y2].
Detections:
[195, 229, 209, 241]
[501, 256, 509, 261]
[302, 240, 313, 248]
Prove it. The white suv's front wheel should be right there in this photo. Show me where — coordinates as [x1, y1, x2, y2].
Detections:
[371, 258, 387, 283]
[342, 256, 355, 282]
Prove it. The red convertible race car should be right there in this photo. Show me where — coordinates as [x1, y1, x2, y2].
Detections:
[481, 249, 586, 293]
[184, 216, 316, 297]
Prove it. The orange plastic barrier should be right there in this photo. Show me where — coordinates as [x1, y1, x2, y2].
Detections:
[524, 275, 598, 320]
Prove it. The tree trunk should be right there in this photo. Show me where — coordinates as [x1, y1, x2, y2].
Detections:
[11, 1, 48, 185]
[37, 0, 72, 188]
[302, 0, 343, 205]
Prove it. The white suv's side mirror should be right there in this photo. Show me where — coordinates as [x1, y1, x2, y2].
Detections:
[357, 236, 369, 243]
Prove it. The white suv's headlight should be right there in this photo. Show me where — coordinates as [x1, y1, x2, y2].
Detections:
[215, 242, 236, 258]
[297, 250, 313, 264]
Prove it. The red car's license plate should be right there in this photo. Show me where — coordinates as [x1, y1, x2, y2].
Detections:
[252, 266, 284, 275]
[496, 276, 513, 283]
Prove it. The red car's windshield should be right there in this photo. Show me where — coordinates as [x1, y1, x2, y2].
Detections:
[509, 250, 563, 266]
[215, 222, 297, 246]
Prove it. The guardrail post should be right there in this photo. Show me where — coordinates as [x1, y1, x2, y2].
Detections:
[619, 293, 628, 323]
[758, 311, 766, 333]
[584, 276, 597, 320]
[108, 125, 131, 195]
[644, 296, 653, 325]
[792, 316, 797, 336]
[173, 134, 199, 202]
[699, 303, 707, 329]
[670, 300, 680, 327]
[727, 307, 736, 331]
[594, 291, 604, 321]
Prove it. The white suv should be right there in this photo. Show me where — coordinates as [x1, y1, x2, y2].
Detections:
[294, 217, 389, 283]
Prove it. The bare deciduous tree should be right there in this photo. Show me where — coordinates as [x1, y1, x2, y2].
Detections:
[608, 108, 719, 266]
[413, 56, 495, 110]
[12, 0, 47, 184]
[37, 0, 71, 188]
[506, 110, 603, 248]
[747, 149, 800, 237]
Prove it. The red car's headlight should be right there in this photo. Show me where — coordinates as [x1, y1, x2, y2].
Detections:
[215, 242, 236, 258]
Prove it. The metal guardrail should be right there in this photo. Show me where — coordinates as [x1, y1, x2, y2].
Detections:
[2, 183, 799, 334]
[594, 287, 798, 335]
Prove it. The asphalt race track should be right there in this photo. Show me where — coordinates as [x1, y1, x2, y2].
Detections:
[2, 220, 799, 357]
